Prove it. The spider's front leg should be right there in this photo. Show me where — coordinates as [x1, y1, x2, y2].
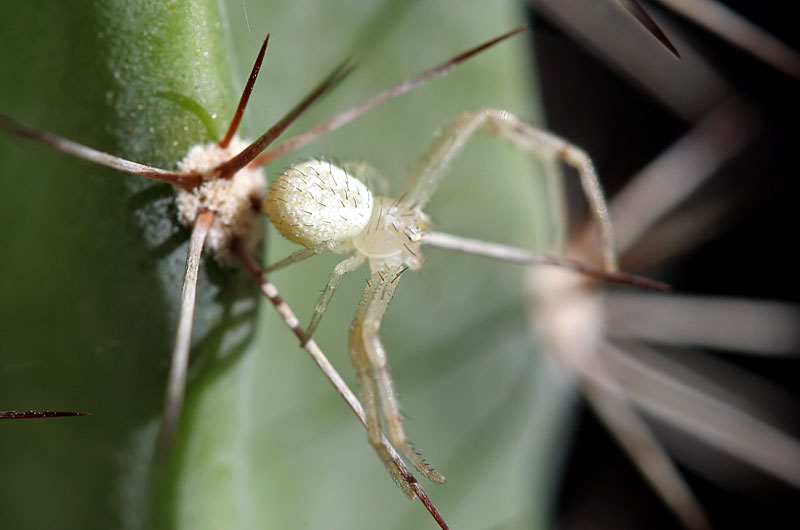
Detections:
[400, 108, 619, 272]
[349, 263, 446, 488]
[308, 254, 365, 337]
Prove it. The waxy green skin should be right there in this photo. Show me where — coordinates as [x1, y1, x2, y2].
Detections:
[0, 1, 565, 529]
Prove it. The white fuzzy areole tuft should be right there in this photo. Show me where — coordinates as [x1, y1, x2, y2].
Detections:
[174, 137, 266, 264]
[263, 160, 373, 247]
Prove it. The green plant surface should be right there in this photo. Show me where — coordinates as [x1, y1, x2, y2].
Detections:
[0, 1, 570, 529]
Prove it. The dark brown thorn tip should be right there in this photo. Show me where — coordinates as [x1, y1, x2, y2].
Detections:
[616, 0, 681, 58]
[212, 58, 356, 179]
[0, 410, 90, 419]
[0, 112, 202, 188]
[544, 253, 670, 291]
[411, 483, 450, 530]
[251, 25, 527, 168]
[592, 269, 671, 292]
[219, 33, 270, 148]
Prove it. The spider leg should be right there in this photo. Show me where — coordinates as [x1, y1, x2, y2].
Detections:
[348, 268, 396, 486]
[422, 231, 669, 291]
[350, 263, 445, 484]
[263, 241, 338, 273]
[307, 254, 365, 337]
[236, 248, 455, 526]
[399, 108, 618, 272]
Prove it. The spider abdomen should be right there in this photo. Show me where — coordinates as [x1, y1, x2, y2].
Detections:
[263, 160, 373, 247]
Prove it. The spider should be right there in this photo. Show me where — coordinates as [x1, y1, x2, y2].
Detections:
[259, 109, 667, 490]
[0, 23, 665, 528]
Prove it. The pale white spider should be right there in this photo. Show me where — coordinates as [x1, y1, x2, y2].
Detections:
[259, 108, 666, 490]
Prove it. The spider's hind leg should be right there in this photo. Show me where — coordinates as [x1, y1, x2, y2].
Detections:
[399, 108, 619, 272]
[350, 263, 445, 485]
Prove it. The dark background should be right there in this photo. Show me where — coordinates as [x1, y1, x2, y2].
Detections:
[528, 1, 800, 529]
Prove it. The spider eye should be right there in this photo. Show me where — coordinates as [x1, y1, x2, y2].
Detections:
[406, 216, 431, 242]
[263, 159, 374, 247]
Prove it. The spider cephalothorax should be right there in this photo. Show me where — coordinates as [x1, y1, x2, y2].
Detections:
[352, 196, 431, 272]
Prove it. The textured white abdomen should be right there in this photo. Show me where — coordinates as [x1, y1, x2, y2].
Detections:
[263, 160, 373, 247]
